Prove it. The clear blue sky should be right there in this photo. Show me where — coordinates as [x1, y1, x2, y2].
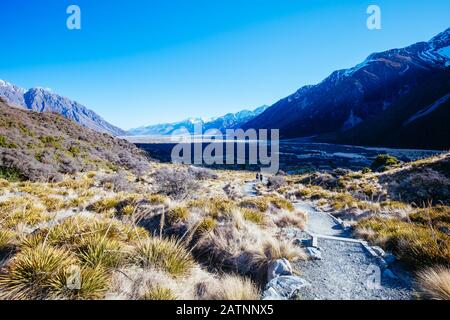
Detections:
[1, 0, 449, 129]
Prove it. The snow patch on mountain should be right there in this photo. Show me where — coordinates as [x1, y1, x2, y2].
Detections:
[404, 92, 450, 126]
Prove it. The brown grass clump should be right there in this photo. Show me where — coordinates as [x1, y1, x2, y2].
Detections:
[274, 210, 307, 230]
[262, 238, 307, 262]
[211, 275, 259, 300]
[416, 266, 450, 300]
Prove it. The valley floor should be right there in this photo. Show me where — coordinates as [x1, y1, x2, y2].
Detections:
[0, 152, 449, 300]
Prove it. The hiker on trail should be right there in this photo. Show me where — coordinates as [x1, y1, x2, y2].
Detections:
[256, 173, 260, 181]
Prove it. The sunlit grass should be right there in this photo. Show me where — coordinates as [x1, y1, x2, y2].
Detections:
[133, 237, 194, 277]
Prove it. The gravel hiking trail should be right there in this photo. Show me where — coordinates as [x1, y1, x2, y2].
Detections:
[244, 181, 413, 300]
[294, 202, 413, 300]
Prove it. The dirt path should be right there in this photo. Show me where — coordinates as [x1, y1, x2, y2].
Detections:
[293, 201, 413, 300]
[243, 181, 413, 300]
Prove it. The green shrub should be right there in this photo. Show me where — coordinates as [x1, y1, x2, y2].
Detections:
[0, 135, 17, 148]
[0, 167, 23, 181]
[371, 154, 400, 172]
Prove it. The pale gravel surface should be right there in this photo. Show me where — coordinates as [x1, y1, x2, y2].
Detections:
[295, 201, 413, 300]
[243, 181, 413, 300]
[295, 239, 412, 300]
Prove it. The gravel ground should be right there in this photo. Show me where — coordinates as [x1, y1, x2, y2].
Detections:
[242, 183, 413, 300]
[295, 239, 412, 300]
[295, 202, 350, 237]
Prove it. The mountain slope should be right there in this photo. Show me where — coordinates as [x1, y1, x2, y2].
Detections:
[327, 69, 450, 150]
[242, 28, 450, 148]
[128, 105, 269, 136]
[0, 97, 149, 182]
[0, 80, 125, 136]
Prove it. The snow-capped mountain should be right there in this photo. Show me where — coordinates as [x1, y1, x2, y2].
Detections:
[0, 80, 125, 136]
[242, 28, 450, 148]
[128, 105, 269, 136]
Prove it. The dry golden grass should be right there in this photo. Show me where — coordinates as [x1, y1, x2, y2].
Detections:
[266, 195, 294, 211]
[49, 265, 110, 300]
[274, 210, 307, 230]
[262, 238, 307, 262]
[188, 197, 237, 218]
[241, 208, 266, 225]
[212, 275, 260, 300]
[0, 229, 16, 253]
[76, 235, 128, 269]
[90, 196, 122, 214]
[167, 206, 190, 223]
[239, 197, 269, 212]
[0, 196, 49, 228]
[133, 237, 194, 277]
[40, 195, 66, 212]
[196, 217, 217, 234]
[0, 245, 77, 300]
[141, 284, 177, 300]
[416, 266, 450, 300]
[356, 217, 450, 268]
[56, 177, 95, 191]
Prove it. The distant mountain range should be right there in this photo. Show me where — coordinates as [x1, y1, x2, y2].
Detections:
[1, 28, 449, 150]
[127, 105, 269, 136]
[243, 28, 450, 149]
[0, 80, 125, 136]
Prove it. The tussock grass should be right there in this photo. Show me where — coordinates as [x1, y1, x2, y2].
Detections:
[167, 206, 190, 223]
[241, 209, 266, 225]
[274, 210, 307, 230]
[262, 238, 306, 262]
[0, 178, 11, 188]
[49, 266, 110, 300]
[416, 266, 450, 300]
[212, 275, 259, 300]
[195, 217, 217, 235]
[133, 237, 194, 277]
[40, 196, 66, 212]
[267, 195, 294, 211]
[56, 177, 95, 191]
[0, 246, 76, 300]
[0, 229, 16, 254]
[409, 205, 450, 229]
[356, 217, 450, 268]
[0, 197, 49, 228]
[295, 185, 332, 200]
[141, 284, 177, 300]
[90, 196, 122, 214]
[239, 197, 269, 212]
[77, 235, 128, 268]
[188, 197, 237, 218]
[146, 194, 169, 205]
